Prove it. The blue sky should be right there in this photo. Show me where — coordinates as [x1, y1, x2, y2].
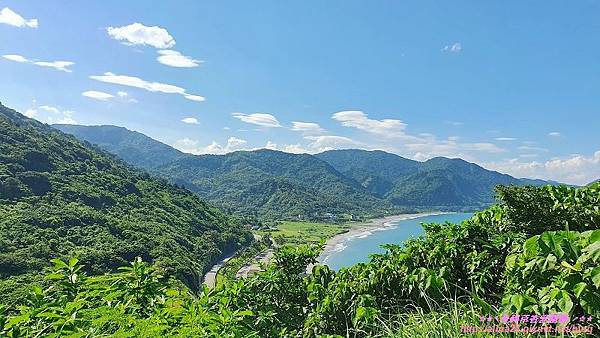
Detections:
[1, 1, 599, 184]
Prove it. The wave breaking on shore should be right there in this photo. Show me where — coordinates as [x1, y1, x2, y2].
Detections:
[318, 212, 450, 265]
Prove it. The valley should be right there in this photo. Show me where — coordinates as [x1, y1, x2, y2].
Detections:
[1, 103, 598, 337]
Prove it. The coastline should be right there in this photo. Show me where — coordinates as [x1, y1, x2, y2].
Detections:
[318, 212, 451, 265]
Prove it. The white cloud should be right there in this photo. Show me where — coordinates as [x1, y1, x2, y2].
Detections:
[2, 54, 74, 72]
[89, 72, 204, 102]
[332, 110, 407, 137]
[330, 110, 509, 160]
[484, 151, 600, 185]
[23, 109, 36, 118]
[495, 137, 517, 141]
[282, 144, 308, 154]
[0, 7, 38, 28]
[265, 141, 278, 150]
[406, 138, 506, 161]
[107, 23, 175, 49]
[232, 113, 281, 128]
[443, 42, 462, 53]
[291, 121, 325, 134]
[183, 94, 206, 102]
[27, 105, 78, 125]
[261, 141, 308, 154]
[82, 90, 114, 101]
[2, 54, 28, 62]
[548, 131, 561, 137]
[33, 61, 74, 72]
[115, 91, 137, 103]
[157, 50, 201, 68]
[305, 135, 359, 152]
[173, 137, 248, 155]
[181, 117, 199, 124]
[39, 105, 61, 114]
[227, 137, 247, 148]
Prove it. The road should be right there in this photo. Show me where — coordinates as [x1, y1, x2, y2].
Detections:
[202, 251, 237, 289]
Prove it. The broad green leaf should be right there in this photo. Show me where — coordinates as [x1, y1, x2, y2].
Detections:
[591, 266, 600, 288]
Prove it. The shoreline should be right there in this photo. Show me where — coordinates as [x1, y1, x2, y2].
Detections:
[318, 212, 451, 265]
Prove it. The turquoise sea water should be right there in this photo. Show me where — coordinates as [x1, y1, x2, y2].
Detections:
[321, 213, 473, 270]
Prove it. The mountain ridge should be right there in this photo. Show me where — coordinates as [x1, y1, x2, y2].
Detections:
[0, 103, 250, 301]
[53, 124, 558, 218]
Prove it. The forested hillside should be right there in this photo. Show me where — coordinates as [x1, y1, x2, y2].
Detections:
[55, 125, 556, 218]
[0, 103, 251, 303]
[318, 150, 550, 209]
[54, 124, 186, 169]
[158, 149, 393, 219]
[385, 157, 520, 208]
[2, 182, 598, 337]
[316, 149, 419, 196]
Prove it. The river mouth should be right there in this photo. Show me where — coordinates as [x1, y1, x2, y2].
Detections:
[320, 212, 473, 270]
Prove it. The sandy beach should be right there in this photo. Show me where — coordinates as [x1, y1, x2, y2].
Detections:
[318, 212, 449, 265]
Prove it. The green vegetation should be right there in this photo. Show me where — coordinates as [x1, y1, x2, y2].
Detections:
[318, 149, 553, 209]
[261, 220, 349, 246]
[0, 103, 251, 304]
[2, 182, 598, 337]
[54, 124, 186, 169]
[156, 150, 394, 219]
[55, 126, 556, 220]
[217, 220, 347, 285]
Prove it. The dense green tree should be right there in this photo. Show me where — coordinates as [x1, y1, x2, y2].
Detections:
[0, 103, 251, 303]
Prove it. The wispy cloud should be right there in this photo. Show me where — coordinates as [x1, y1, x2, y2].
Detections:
[25, 104, 78, 125]
[518, 145, 549, 152]
[495, 137, 517, 141]
[263, 141, 308, 154]
[89, 72, 205, 102]
[181, 117, 199, 124]
[0, 7, 38, 28]
[107, 23, 175, 49]
[82, 90, 114, 101]
[443, 42, 462, 53]
[484, 151, 600, 185]
[173, 137, 248, 155]
[232, 113, 281, 128]
[291, 121, 325, 135]
[304, 135, 360, 152]
[2, 54, 74, 72]
[157, 50, 201, 68]
[548, 131, 561, 137]
[330, 110, 506, 160]
[332, 111, 407, 137]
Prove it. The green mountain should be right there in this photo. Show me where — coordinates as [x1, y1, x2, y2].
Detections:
[54, 124, 186, 169]
[316, 149, 419, 197]
[158, 149, 393, 219]
[318, 150, 548, 209]
[0, 103, 251, 302]
[386, 157, 519, 208]
[54, 125, 556, 216]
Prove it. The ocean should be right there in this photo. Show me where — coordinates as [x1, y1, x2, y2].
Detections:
[321, 212, 473, 270]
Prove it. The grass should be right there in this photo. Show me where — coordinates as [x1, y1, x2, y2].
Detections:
[260, 220, 350, 246]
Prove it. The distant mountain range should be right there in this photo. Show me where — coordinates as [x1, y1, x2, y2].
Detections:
[54, 124, 558, 219]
